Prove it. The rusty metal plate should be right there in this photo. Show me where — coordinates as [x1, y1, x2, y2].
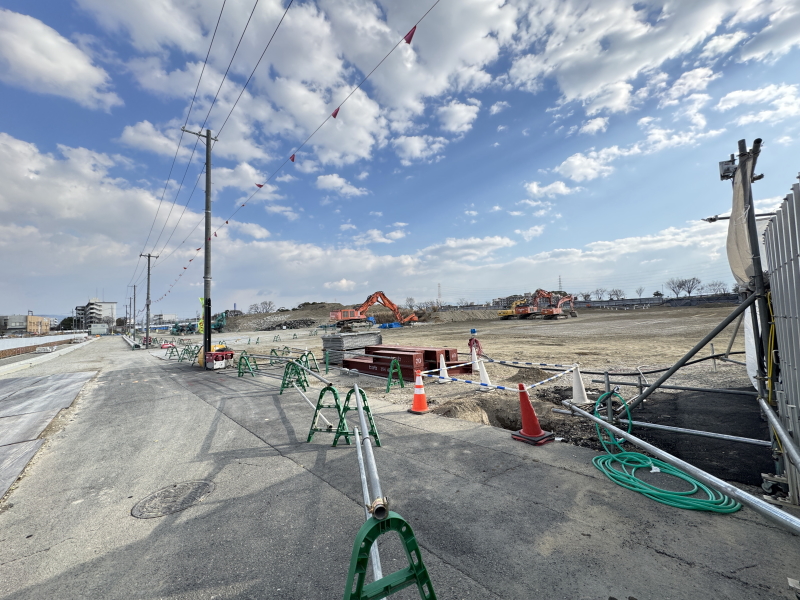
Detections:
[131, 481, 214, 519]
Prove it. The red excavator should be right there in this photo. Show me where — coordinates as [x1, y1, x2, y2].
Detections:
[329, 291, 418, 327]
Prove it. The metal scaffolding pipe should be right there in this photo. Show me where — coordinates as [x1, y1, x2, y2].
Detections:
[354, 427, 383, 580]
[759, 397, 800, 468]
[551, 409, 771, 446]
[354, 383, 386, 520]
[591, 379, 758, 396]
[561, 400, 800, 537]
[291, 383, 331, 427]
[625, 294, 759, 412]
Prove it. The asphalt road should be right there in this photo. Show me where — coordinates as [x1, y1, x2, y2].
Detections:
[0, 338, 798, 600]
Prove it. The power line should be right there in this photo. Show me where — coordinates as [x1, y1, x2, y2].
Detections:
[153, 0, 294, 264]
[126, 0, 228, 288]
[151, 0, 443, 304]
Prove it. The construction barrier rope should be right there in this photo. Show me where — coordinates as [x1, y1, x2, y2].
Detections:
[419, 365, 575, 391]
[591, 391, 741, 513]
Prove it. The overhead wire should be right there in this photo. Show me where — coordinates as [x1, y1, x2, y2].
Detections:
[127, 0, 228, 289]
[147, 0, 262, 259]
[152, 0, 443, 304]
[152, 0, 294, 267]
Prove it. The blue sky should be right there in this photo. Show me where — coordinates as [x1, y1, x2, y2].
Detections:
[1, 0, 799, 318]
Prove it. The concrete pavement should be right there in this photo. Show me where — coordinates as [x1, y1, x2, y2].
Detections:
[0, 337, 798, 599]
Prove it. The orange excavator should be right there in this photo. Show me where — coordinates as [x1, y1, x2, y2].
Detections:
[329, 291, 418, 328]
[541, 293, 578, 319]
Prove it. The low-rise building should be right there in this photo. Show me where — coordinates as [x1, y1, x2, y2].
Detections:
[0, 314, 51, 334]
[26, 316, 50, 334]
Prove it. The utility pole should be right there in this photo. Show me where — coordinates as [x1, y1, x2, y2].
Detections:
[139, 254, 158, 349]
[182, 126, 217, 365]
[132, 285, 136, 340]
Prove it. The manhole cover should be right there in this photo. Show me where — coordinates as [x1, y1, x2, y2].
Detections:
[131, 481, 215, 519]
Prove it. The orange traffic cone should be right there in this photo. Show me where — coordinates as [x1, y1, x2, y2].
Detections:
[408, 369, 431, 414]
[511, 383, 554, 445]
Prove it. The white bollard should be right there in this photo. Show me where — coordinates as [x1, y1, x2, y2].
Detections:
[437, 354, 450, 384]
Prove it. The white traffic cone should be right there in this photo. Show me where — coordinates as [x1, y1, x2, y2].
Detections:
[477, 358, 492, 392]
[471, 346, 479, 376]
[572, 364, 588, 404]
[437, 354, 450, 384]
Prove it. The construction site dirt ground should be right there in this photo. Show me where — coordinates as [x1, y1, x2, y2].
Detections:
[2, 334, 798, 600]
[213, 305, 767, 487]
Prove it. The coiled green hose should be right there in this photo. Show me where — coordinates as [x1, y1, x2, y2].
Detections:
[591, 392, 741, 513]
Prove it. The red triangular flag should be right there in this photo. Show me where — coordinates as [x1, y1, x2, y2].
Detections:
[242, 204, 246, 207]
[404, 26, 416, 44]
[256, 183, 263, 188]
[196, 247, 201, 251]
[331, 107, 340, 118]
[290, 154, 295, 162]
[214, 232, 217, 237]
[225, 220, 228, 224]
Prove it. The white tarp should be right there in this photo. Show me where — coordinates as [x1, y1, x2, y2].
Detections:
[726, 153, 754, 287]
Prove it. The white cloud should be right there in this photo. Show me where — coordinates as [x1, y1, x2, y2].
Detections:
[579, 118, 608, 135]
[507, 211, 524, 216]
[420, 236, 516, 262]
[385, 230, 406, 241]
[660, 68, 720, 107]
[315, 174, 368, 197]
[497, 125, 507, 132]
[490, 206, 502, 212]
[355, 171, 369, 180]
[715, 84, 800, 125]
[740, 7, 800, 62]
[118, 120, 191, 158]
[391, 135, 448, 166]
[232, 222, 270, 239]
[265, 204, 299, 221]
[393, 222, 408, 227]
[275, 173, 296, 183]
[489, 101, 510, 115]
[0, 9, 121, 110]
[353, 229, 398, 245]
[524, 181, 583, 198]
[700, 32, 748, 59]
[554, 145, 640, 182]
[775, 136, 793, 146]
[340, 223, 356, 231]
[369, 211, 383, 217]
[436, 99, 480, 134]
[515, 225, 545, 241]
[324, 278, 356, 291]
[465, 210, 478, 216]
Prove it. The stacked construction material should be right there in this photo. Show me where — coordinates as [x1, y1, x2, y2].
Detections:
[322, 332, 382, 364]
[343, 345, 471, 382]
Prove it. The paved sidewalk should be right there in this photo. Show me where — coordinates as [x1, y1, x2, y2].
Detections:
[0, 338, 797, 600]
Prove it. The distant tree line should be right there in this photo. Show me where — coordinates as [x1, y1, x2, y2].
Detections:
[578, 279, 731, 301]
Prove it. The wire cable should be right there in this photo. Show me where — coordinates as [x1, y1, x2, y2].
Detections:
[127, 0, 228, 287]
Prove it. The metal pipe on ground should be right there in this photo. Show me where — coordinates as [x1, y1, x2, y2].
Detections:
[624, 293, 759, 412]
[561, 400, 800, 536]
[551, 408, 771, 446]
[759, 397, 800, 469]
[590, 379, 758, 397]
[354, 383, 387, 520]
[354, 426, 383, 580]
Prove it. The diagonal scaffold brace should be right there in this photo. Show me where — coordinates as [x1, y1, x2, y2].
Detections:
[307, 385, 350, 445]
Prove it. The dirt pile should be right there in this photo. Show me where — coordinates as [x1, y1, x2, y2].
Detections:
[260, 318, 317, 331]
